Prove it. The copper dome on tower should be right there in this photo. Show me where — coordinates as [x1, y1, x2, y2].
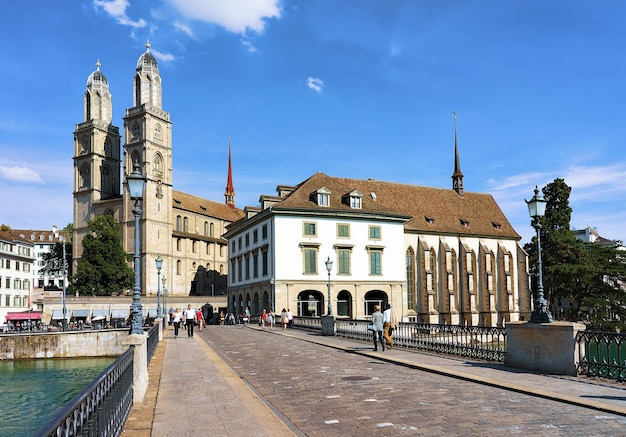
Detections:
[136, 40, 158, 70]
[86, 60, 108, 86]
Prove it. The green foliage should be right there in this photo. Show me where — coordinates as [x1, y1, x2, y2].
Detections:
[527, 178, 626, 331]
[73, 215, 133, 296]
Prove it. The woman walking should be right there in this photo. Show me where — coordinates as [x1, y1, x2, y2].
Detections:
[371, 305, 385, 351]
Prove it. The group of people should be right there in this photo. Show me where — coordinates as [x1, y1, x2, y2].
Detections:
[260, 308, 293, 330]
[167, 305, 206, 338]
[370, 304, 398, 352]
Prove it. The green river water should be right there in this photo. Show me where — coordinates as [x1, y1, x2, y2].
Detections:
[0, 357, 115, 436]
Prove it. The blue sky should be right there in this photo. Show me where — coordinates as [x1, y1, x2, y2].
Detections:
[1, 0, 625, 245]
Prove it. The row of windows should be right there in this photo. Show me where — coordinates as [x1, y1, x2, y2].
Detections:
[0, 295, 28, 307]
[175, 239, 224, 257]
[174, 260, 225, 276]
[231, 251, 270, 283]
[302, 222, 381, 240]
[232, 224, 269, 253]
[0, 277, 31, 290]
[302, 247, 383, 275]
[175, 216, 216, 237]
[0, 259, 31, 272]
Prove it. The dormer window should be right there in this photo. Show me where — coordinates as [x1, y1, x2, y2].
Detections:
[342, 190, 363, 209]
[313, 187, 331, 207]
[460, 219, 469, 227]
[425, 215, 435, 225]
[492, 221, 502, 230]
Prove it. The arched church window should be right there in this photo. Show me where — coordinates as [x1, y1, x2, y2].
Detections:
[153, 153, 163, 175]
[81, 136, 89, 154]
[154, 123, 161, 141]
[102, 165, 112, 192]
[104, 138, 112, 157]
[80, 163, 90, 189]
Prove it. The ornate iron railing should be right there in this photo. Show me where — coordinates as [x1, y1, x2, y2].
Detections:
[336, 320, 506, 363]
[576, 330, 626, 382]
[147, 324, 159, 363]
[33, 346, 134, 437]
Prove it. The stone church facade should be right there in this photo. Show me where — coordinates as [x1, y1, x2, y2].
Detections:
[72, 43, 243, 297]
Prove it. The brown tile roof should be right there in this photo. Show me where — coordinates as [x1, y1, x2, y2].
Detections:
[272, 172, 520, 240]
[172, 190, 244, 222]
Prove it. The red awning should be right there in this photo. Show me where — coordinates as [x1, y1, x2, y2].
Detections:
[5, 311, 42, 321]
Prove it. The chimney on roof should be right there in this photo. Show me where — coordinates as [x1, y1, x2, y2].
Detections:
[451, 112, 464, 196]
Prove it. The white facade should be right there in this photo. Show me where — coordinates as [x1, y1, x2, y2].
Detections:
[0, 232, 35, 326]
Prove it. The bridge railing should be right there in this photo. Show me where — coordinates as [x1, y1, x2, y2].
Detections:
[33, 346, 134, 437]
[576, 330, 626, 382]
[336, 319, 506, 363]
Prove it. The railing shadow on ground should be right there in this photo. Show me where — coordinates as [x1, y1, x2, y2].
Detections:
[33, 324, 160, 437]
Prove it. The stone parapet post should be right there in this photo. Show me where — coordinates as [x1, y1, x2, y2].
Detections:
[321, 315, 335, 336]
[506, 321, 586, 376]
[121, 333, 149, 404]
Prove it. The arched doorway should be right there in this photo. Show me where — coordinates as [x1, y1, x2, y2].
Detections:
[297, 290, 324, 317]
[336, 290, 353, 318]
[363, 290, 387, 317]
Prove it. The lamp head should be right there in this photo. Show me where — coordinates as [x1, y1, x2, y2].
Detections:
[325, 256, 333, 272]
[127, 159, 146, 200]
[526, 185, 547, 219]
[155, 254, 163, 270]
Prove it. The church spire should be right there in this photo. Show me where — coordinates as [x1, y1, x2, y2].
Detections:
[225, 137, 236, 209]
[451, 112, 464, 196]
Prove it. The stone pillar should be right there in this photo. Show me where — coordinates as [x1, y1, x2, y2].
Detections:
[121, 333, 149, 404]
[321, 315, 335, 336]
[155, 317, 163, 342]
[506, 321, 586, 376]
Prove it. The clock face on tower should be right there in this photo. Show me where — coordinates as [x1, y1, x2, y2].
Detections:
[131, 123, 141, 140]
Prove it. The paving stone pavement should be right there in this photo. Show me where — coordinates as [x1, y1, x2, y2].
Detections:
[196, 325, 626, 437]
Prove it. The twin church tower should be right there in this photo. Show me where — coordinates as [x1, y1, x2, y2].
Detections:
[72, 42, 242, 297]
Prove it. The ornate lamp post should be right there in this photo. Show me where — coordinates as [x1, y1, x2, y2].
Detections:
[155, 254, 163, 318]
[52, 225, 67, 332]
[162, 276, 167, 315]
[127, 160, 146, 335]
[325, 256, 333, 316]
[526, 186, 553, 323]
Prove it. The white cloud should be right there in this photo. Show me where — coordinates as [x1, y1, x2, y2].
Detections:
[307, 77, 324, 93]
[151, 48, 175, 63]
[240, 38, 257, 53]
[174, 21, 194, 37]
[0, 166, 43, 183]
[93, 0, 146, 28]
[167, 0, 281, 33]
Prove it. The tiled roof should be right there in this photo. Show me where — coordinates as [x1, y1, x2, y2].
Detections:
[172, 190, 244, 222]
[271, 172, 520, 239]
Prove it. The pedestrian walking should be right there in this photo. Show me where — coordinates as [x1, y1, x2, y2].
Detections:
[184, 304, 196, 337]
[383, 303, 399, 349]
[281, 308, 288, 331]
[196, 308, 205, 331]
[168, 307, 174, 328]
[371, 305, 385, 351]
[260, 309, 267, 330]
[267, 310, 274, 329]
[172, 307, 182, 338]
[287, 308, 293, 329]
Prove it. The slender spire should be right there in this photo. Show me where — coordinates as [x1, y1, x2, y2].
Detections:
[225, 137, 236, 209]
[451, 111, 464, 196]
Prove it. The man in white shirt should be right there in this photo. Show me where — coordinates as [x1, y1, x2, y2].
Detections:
[382, 304, 398, 349]
[184, 304, 197, 338]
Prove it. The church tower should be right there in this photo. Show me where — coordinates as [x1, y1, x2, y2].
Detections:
[225, 138, 236, 209]
[73, 60, 122, 261]
[122, 41, 173, 295]
[451, 112, 464, 196]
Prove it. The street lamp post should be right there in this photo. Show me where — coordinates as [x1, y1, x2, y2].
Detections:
[127, 160, 146, 335]
[526, 186, 553, 323]
[155, 255, 163, 318]
[162, 276, 167, 315]
[325, 256, 333, 316]
[52, 225, 67, 332]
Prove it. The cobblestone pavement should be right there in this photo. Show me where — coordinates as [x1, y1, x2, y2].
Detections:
[197, 325, 626, 437]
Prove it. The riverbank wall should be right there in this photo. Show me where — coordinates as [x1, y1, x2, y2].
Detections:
[0, 329, 127, 359]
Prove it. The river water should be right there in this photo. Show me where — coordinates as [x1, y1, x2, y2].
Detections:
[0, 357, 115, 436]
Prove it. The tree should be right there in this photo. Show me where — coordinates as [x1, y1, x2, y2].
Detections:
[526, 178, 626, 331]
[73, 215, 133, 296]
